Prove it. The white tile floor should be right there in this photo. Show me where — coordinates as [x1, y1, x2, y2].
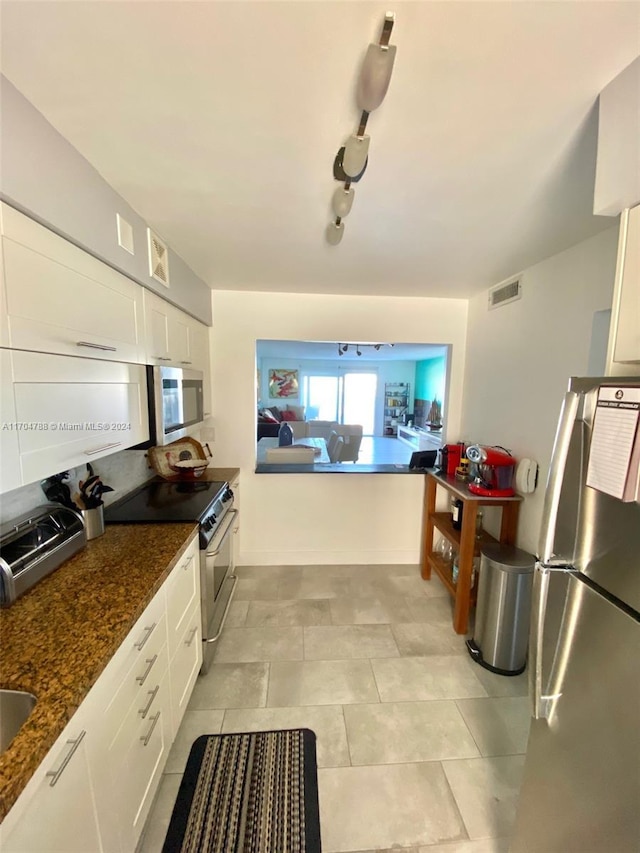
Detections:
[139, 564, 529, 853]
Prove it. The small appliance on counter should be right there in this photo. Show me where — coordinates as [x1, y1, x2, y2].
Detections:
[466, 445, 516, 496]
[0, 505, 86, 606]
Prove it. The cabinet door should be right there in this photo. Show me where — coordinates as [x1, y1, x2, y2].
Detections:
[189, 319, 212, 417]
[1, 204, 145, 364]
[0, 721, 103, 853]
[170, 308, 191, 365]
[613, 204, 640, 364]
[10, 350, 149, 486]
[0, 351, 21, 493]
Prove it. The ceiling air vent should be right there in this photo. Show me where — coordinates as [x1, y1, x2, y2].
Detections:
[147, 228, 170, 287]
[488, 277, 522, 310]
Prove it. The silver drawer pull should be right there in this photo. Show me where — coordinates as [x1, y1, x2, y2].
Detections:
[134, 623, 156, 651]
[141, 712, 161, 747]
[156, 356, 171, 361]
[185, 626, 198, 647]
[136, 654, 158, 685]
[182, 555, 194, 571]
[46, 731, 86, 787]
[77, 341, 117, 352]
[139, 685, 159, 719]
[84, 442, 122, 456]
[180, 361, 192, 365]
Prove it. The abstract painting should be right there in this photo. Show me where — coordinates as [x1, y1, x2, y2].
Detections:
[268, 369, 299, 398]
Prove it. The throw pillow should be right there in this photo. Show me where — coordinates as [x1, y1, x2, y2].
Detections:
[260, 408, 280, 423]
[286, 404, 305, 420]
[265, 406, 282, 421]
[280, 410, 297, 421]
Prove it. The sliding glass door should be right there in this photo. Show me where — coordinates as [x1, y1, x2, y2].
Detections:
[304, 372, 377, 434]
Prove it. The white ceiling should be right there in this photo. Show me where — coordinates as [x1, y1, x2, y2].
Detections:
[1, 2, 638, 299]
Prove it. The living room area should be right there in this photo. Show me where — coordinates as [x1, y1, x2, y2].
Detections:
[256, 340, 449, 470]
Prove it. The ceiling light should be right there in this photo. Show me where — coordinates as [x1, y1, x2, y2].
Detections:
[357, 42, 397, 112]
[338, 343, 343, 356]
[325, 13, 396, 246]
[332, 187, 355, 218]
[343, 135, 370, 179]
[326, 221, 344, 245]
[356, 346, 362, 356]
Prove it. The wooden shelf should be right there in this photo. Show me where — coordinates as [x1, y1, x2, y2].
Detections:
[421, 472, 521, 635]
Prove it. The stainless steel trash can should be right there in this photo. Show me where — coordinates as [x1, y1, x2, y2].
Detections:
[466, 542, 534, 676]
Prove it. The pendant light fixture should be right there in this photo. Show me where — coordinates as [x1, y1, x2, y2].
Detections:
[325, 13, 396, 245]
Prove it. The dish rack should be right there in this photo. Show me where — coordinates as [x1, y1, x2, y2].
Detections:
[147, 437, 212, 480]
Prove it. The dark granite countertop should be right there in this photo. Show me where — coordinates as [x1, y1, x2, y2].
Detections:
[0, 522, 199, 820]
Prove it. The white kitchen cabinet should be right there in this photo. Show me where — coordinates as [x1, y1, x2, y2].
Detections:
[0, 349, 148, 489]
[606, 204, 640, 375]
[0, 713, 102, 853]
[1, 537, 202, 853]
[166, 538, 202, 736]
[0, 351, 21, 493]
[144, 288, 192, 366]
[0, 203, 146, 365]
[189, 318, 212, 417]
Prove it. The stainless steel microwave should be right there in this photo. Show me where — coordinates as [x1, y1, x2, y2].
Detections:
[147, 365, 204, 445]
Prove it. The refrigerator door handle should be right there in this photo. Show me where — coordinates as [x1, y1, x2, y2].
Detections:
[538, 390, 580, 565]
[530, 563, 550, 720]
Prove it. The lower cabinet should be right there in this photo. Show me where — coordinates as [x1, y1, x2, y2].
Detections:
[0, 716, 103, 853]
[0, 536, 201, 853]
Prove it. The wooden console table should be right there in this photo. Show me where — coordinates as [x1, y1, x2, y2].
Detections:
[421, 471, 522, 634]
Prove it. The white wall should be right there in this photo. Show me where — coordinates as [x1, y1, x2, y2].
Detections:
[460, 226, 619, 555]
[211, 291, 468, 565]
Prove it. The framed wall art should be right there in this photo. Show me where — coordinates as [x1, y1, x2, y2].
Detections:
[268, 369, 299, 398]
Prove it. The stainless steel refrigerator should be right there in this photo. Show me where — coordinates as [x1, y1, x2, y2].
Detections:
[511, 376, 640, 853]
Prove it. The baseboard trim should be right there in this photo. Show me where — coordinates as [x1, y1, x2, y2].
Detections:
[237, 549, 420, 566]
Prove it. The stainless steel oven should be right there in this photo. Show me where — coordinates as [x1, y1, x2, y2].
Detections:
[200, 507, 239, 674]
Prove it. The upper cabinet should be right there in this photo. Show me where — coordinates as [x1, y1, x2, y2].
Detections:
[143, 289, 212, 415]
[594, 57, 640, 217]
[0, 204, 146, 364]
[606, 205, 640, 375]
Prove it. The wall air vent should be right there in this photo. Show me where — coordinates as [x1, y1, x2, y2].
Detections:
[488, 276, 522, 310]
[147, 228, 170, 287]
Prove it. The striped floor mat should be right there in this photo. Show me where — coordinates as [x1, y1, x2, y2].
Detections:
[162, 729, 321, 853]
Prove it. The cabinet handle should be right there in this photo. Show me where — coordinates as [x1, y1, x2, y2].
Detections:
[134, 623, 156, 651]
[182, 554, 194, 571]
[141, 712, 161, 747]
[83, 442, 122, 456]
[46, 731, 86, 787]
[155, 356, 171, 361]
[136, 654, 158, 685]
[185, 626, 198, 647]
[139, 685, 160, 719]
[180, 361, 192, 365]
[76, 341, 117, 352]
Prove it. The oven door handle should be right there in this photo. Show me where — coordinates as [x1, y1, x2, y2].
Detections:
[206, 509, 238, 556]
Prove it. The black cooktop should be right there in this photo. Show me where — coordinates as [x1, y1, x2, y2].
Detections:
[104, 479, 227, 525]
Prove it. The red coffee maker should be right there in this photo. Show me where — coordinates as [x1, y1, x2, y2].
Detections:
[466, 445, 516, 497]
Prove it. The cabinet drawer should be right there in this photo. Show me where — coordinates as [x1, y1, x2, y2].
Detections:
[165, 539, 199, 658]
[169, 602, 202, 736]
[1, 204, 145, 364]
[111, 669, 171, 851]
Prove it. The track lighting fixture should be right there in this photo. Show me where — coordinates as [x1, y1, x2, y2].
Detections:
[337, 342, 388, 356]
[325, 13, 396, 245]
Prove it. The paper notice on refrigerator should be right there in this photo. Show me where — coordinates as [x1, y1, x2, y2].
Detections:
[586, 385, 640, 502]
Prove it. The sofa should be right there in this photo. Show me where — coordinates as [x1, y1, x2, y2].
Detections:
[257, 403, 306, 441]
